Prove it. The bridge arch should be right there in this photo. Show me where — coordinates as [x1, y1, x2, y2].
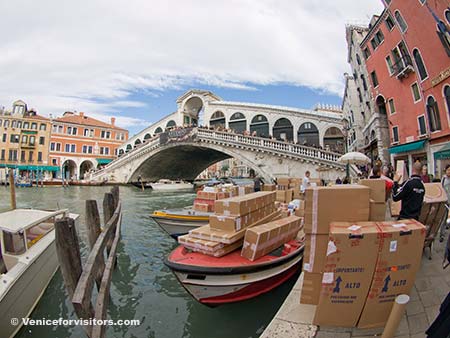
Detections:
[166, 120, 176, 129]
[144, 133, 151, 141]
[250, 114, 269, 137]
[79, 159, 95, 179]
[229, 112, 246, 133]
[126, 144, 132, 152]
[273, 118, 293, 141]
[183, 96, 204, 126]
[209, 111, 226, 128]
[298, 122, 319, 147]
[62, 159, 77, 180]
[154, 127, 163, 135]
[323, 127, 345, 153]
[134, 139, 142, 146]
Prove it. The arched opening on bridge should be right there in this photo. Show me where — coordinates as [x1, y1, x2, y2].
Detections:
[118, 149, 124, 156]
[229, 112, 246, 134]
[297, 122, 319, 147]
[62, 159, 77, 180]
[126, 144, 132, 153]
[166, 120, 176, 130]
[273, 118, 293, 141]
[376, 95, 387, 115]
[154, 127, 163, 136]
[323, 127, 345, 153]
[144, 133, 151, 141]
[134, 139, 142, 147]
[250, 115, 269, 137]
[79, 160, 94, 179]
[209, 111, 226, 128]
[183, 96, 203, 126]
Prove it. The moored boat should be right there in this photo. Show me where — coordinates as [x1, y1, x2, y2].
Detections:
[164, 239, 303, 305]
[150, 209, 211, 238]
[0, 209, 79, 338]
[150, 179, 193, 192]
[69, 180, 106, 186]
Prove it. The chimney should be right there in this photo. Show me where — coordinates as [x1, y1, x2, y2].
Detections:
[111, 117, 116, 126]
[79, 112, 84, 118]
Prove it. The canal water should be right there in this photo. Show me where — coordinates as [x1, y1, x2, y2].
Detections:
[0, 186, 296, 338]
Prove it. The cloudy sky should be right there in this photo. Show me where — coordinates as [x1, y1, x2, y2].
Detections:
[0, 0, 383, 135]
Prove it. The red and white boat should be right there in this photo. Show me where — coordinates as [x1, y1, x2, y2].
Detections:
[164, 239, 304, 306]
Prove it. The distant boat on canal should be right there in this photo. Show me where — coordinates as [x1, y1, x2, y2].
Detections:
[132, 179, 194, 192]
[0, 209, 79, 338]
[150, 208, 210, 238]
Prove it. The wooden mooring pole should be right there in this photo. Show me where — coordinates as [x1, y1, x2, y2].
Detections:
[86, 200, 105, 291]
[8, 168, 16, 210]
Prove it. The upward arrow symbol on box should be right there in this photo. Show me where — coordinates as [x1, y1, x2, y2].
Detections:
[333, 276, 342, 293]
[382, 275, 391, 293]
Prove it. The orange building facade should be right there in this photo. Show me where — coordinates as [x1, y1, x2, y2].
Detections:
[49, 112, 128, 180]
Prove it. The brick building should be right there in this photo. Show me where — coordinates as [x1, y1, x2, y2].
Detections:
[360, 1, 450, 177]
[49, 112, 128, 180]
[0, 100, 55, 181]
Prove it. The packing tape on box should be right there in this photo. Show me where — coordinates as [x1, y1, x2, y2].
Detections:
[326, 240, 337, 256]
[304, 188, 319, 272]
[322, 272, 334, 284]
[248, 226, 300, 260]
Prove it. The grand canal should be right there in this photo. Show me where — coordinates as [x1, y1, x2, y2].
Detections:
[0, 185, 296, 338]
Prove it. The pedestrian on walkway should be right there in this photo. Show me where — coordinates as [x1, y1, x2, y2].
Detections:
[421, 165, 431, 183]
[392, 162, 425, 220]
[301, 171, 310, 192]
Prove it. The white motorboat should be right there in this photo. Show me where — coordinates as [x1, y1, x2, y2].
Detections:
[150, 179, 194, 192]
[0, 209, 79, 338]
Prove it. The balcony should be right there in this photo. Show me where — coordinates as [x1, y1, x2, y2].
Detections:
[393, 55, 415, 79]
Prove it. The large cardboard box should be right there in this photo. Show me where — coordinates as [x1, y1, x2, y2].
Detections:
[304, 185, 370, 234]
[300, 272, 322, 305]
[209, 204, 276, 232]
[277, 178, 290, 186]
[360, 179, 386, 203]
[189, 210, 281, 244]
[193, 202, 212, 213]
[369, 200, 386, 221]
[276, 189, 293, 203]
[358, 219, 427, 328]
[214, 191, 276, 215]
[178, 235, 243, 257]
[313, 223, 380, 327]
[303, 233, 329, 273]
[424, 183, 448, 203]
[241, 215, 301, 261]
[262, 184, 277, 191]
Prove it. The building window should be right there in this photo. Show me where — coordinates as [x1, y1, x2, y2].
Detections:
[84, 128, 89, 137]
[357, 88, 363, 102]
[11, 120, 16, 128]
[2, 133, 6, 142]
[21, 135, 28, 144]
[392, 126, 399, 143]
[370, 71, 379, 87]
[395, 10, 408, 33]
[65, 144, 70, 152]
[28, 151, 33, 162]
[417, 116, 427, 136]
[104, 147, 109, 155]
[100, 147, 104, 155]
[37, 152, 42, 162]
[50, 142, 55, 151]
[8, 149, 18, 161]
[39, 123, 46, 131]
[426, 96, 442, 132]
[388, 99, 396, 114]
[412, 49, 428, 81]
[20, 150, 25, 162]
[363, 47, 371, 60]
[445, 85, 450, 116]
[67, 126, 77, 135]
[31, 122, 37, 130]
[10, 134, 19, 143]
[0, 119, 2, 127]
[29, 136, 35, 145]
[385, 15, 395, 30]
[361, 75, 368, 91]
[23, 122, 29, 129]
[71, 144, 76, 153]
[446, 10, 450, 24]
[411, 83, 421, 102]
[39, 136, 45, 145]
[17, 121, 22, 128]
[88, 146, 93, 154]
[82, 145, 87, 153]
[4, 120, 9, 128]
[56, 143, 61, 151]
[356, 54, 361, 65]
[52, 158, 57, 165]
[371, 30, 385, 50]
[1, 149, 6, 160]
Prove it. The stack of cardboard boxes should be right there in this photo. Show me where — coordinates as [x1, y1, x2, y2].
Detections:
[193, 185, 254, 212]
[359, 179, 386, 221]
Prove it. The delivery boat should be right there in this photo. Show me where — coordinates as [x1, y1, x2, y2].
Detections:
[164, 239, 303, 305]
[150, 179, 194, 192]
[150, 208, 211, 238]
[0, 209, 79, 338]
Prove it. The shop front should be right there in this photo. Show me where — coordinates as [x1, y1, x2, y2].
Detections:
[389, 140, 428, 177]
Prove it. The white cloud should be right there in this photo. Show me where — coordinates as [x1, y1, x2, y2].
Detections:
[0, 0, 383, 124]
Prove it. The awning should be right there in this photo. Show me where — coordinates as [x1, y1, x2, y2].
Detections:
[21, 130, 37, 135]
[389, 140, 426, 154]
[97, 158, 113, 165]
[434, 143, 450, 160]
[0, 164, 59, 171]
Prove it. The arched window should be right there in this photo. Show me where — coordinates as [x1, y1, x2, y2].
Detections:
[118, 149, 124, 156]
[249, 114, 269, 137]
[413, 49, 428, 81]
[394, 10, 408, 33]
[426, 96, 442, 132]
[134, 139, 141, 146]
[144, 133, 151, 140]
[446, 10, 450, 24]
[210, 111, 226, 128]
[323, 127, 345, 153]
[230, 112, 245, 120]
[376, 96, 387, 115]
[361, 75, 368, 91]
[166, 120, 176, 129]
[298, 122, 319, 147]
[154, 127, 163, 134]
[356, 54, 361, 65]
[272, 118, 293, 141]
[229, 112, 246, 133]
[126, 144, 132, 152]
[444, 85, 450, 115]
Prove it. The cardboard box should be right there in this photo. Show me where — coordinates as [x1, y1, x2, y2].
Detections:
[178, 235, 243, 257]
[295, 208, 304, 217]
[390, 200, 401, 217]
[193, 203, 212, 213]
[214, 191, 276, 215]
[300, 272, 322, 305]
[241, 215, 302, 261]
[197, 190, 230, 200]
[304, 185, 370, 234]
[209, 204, 276, 232]
[313, 222, 381, 327]
[358, 220, 427, 328]
[424, 183, 448, 203]
[276, 189, 293, 203]
[189, 210, 281, 244]
[419, 202, 447, 230]
[262, 184, 276, 191]
[277, 178, 290, 186]
[303, 233, 329, 273]
[360, 179, 386, 203]
[369, 200, 386, 221]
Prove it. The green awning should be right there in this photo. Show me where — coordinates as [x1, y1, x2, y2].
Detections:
[389, 140, 426, 154]
[97, 158, 113, 165]
[21, 130, 37, 134]
[0, 164, 59, 171]
[434, 143, 450, 160]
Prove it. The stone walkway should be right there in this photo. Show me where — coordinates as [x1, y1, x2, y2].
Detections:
[261, 234, 449, 338]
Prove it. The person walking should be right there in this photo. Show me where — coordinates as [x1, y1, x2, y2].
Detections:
[392, 162, 425, 220]
[421, 165, 431, 183]
[301, 171, 311, 192]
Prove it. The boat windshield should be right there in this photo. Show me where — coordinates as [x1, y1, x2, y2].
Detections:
[26, 222, 54, 247]
[3, 230, 26, 255]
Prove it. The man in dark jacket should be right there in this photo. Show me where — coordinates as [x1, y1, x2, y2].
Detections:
[392, 162, 425, 220]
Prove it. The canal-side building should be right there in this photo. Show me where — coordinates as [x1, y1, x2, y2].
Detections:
[49, 112, 129, 180]
[344, 23, 390, 165]
[0, 100, 55, 180]
[360, 1, 450, 177]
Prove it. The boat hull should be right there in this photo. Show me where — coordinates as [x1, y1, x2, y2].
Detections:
[150, 212, 209, 238]
[0, 237, 58, 338]
[150, 183, 193, 192]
